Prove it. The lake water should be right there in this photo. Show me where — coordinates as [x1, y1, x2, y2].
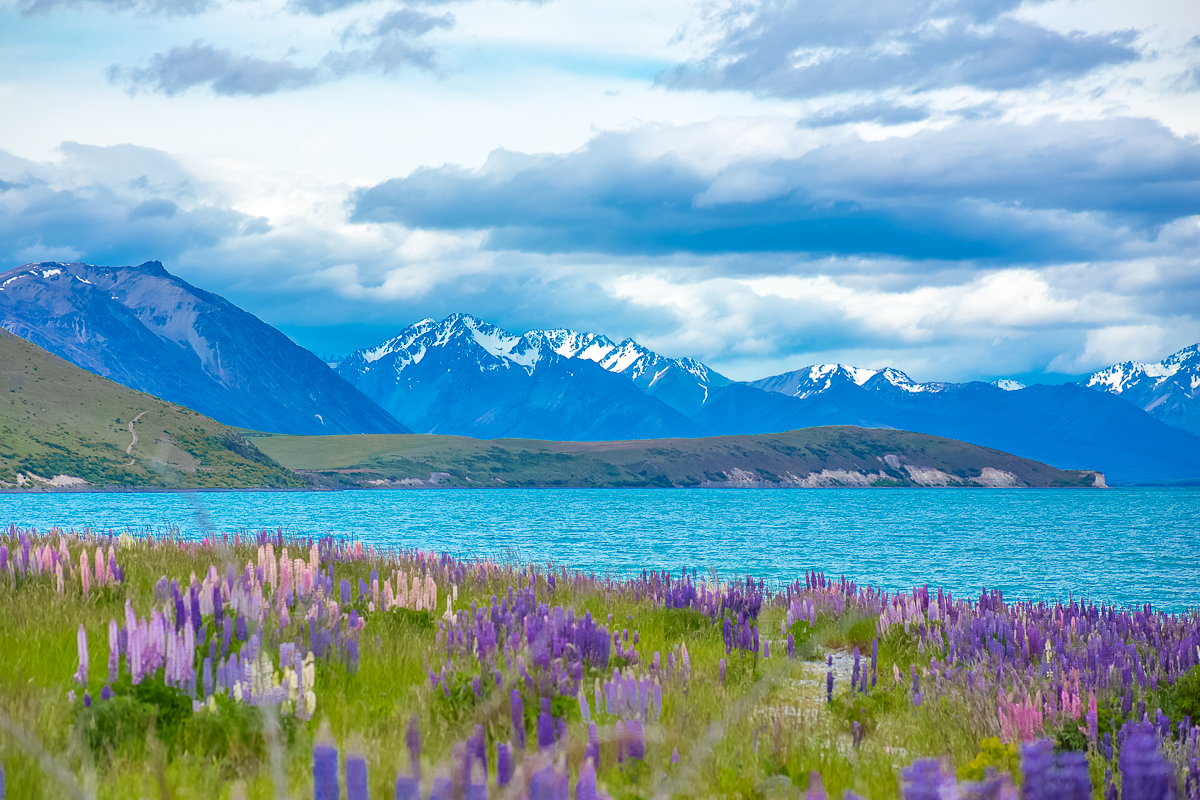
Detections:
[1, 488, 1197, 609]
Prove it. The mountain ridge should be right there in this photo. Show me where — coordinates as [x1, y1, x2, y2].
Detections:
[0, 261, 410, 436]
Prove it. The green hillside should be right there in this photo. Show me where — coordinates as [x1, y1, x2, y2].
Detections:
[254, 426, 1103, 488]
[0, 328, 300, 489]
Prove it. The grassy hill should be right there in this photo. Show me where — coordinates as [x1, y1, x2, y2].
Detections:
[0, 328, 300, 489]
[254, 426, 1104, 488]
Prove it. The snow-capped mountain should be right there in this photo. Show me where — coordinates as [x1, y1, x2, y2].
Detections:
[747, 364, 949, 399]
[0, 261, 408, 436]
[335, 315, 707, 440]
[529, 328, 729, 415]
[1085, 344, 1200, 436]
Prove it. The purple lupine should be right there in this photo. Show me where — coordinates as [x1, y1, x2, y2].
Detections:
[202, 657, 213, 698]
[719, 659, 726, 684]
[537, 698, 554, 750]
[911, 665, 921, 707]
[406, 715, 421, 780]
[1119, 733, 1174, 800]
[588, 722, 600, 769]
[579, 690, 591, 721]
[429, 777, 452, 800]
[851, 647, 860, 694]
[497, 742, 512, 786]
[511, 690, 526, 751]
[394, 776, 418, 800]
[313, 741, 339, 800]
[345, 754, 368, 800]
[627, 719, 645, 760]
[616, 720, 627, 764]
[100, 685, 111, 701]
[212, 585, 223, 627]
[83, 692, 91, 708]
[826, 656, 834, 704]
[806, 772, 826, 800]
[576, 757, 599, 800]
[671, 748, 680, 764]
[788, 632, 795, 659]
[901, 758, 942, 800]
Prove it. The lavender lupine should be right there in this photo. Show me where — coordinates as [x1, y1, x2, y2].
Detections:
[511, 690, 526, 751]
[826, 655, 833, 704]
[576, 757, 599, 800]
[345, 754, 368, 800]
[901, 758, 944, 800]
[588, 722, 600, 769]
[75, 624, 88, 685]
[806, 772, 826, 800]
[616, 719, 627, 764]
[788, 632, 795, 659]
[871, 638, 878, 687]
[627, 719, 645, 760]
[406, 715, 421, 780]
[671, 748, 680, 764]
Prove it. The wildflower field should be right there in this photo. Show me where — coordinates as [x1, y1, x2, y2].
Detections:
[1, 526, 1197, 800]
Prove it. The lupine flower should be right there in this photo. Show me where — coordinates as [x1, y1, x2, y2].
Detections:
[788, 632, 795, 659]
[616, 720, 627, 764]
[497, 742, 512, 786]
[101, 685, 111, 701]
[511, 690, 526, 751]
[588, 722, 600, 769]
[806, 772, 826, 800]
[313, 741, 339, 800]
[627, 719, 645, 760]
[406, 715, 421, 779]
[345, 753, 368, 800]
[826, 656, 833, 704]
[575, 757, 599, 800]
[394, 776, 418, 800]
[76, 624, 88, 685]
[719, 659, 726, 684]
[870, 638, 878, 687]
[429, 776, 452, 800]
[537, 698, 554, 750]
[1119, 733, 1173, 800]
[901, 758, 944, 800]
[671, 748, 680, 764]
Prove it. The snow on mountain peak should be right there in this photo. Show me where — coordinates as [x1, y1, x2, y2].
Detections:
[991, 379, 1026, 391]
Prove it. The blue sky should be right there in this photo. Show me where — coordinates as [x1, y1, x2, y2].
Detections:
[0, 0, 1198, 382]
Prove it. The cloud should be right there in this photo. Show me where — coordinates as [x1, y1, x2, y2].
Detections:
[16, 0, 210, 16]
[107, 7, 456, 96]
[659, 0, 1140, 99]
[108, 42, 321, 97]
[0, 143, 252, 266]
[350, 116, 1200, 262]
[800, 101, 930, 128]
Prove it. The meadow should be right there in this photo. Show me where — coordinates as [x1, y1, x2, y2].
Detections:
[0, 525, 1195, 800]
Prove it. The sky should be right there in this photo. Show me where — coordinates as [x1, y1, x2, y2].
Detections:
[0, 0, 1198, 383]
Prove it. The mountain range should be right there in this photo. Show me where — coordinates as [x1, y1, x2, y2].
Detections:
[0, 262, 408, 436]
[2, 260, 1199, 486]
[335, 314, 1200, 485]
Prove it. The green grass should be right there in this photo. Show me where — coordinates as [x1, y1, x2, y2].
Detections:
[0, 329, 300, 489]
[0, 529, 1132, 800]
[252, 426, 1102, 489]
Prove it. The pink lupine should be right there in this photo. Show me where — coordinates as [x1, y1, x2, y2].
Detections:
[79, 550, 90, 597]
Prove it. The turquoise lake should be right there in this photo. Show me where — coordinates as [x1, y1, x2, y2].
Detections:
[1, 488, 1197, 609]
